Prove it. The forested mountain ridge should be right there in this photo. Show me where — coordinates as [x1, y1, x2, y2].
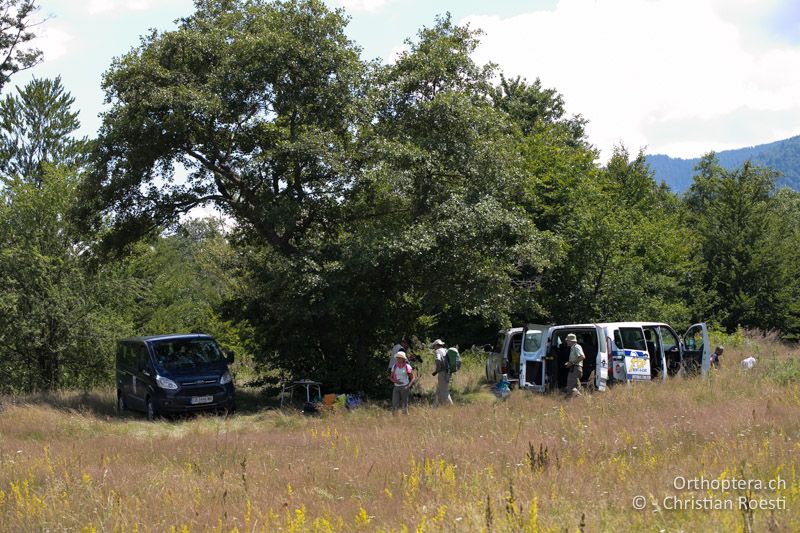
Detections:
[646, 135, 800, 193]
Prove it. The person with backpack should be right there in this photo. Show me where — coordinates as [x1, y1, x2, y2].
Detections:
[446, 344, 462, 373]
[389, 351, 415, 414]
[431, 339, 453, 406]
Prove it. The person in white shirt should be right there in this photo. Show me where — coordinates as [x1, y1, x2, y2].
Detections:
[431, 339, 453, 405]
[389, 351, 415, 414]
[388, 339, 410, 370]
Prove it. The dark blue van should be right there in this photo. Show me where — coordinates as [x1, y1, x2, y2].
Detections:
[115, 334, 235, 420]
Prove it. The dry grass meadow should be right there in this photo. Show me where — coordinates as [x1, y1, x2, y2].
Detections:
[1, 335, 799, 532]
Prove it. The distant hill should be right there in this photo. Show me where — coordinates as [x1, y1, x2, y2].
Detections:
[645, 135, 800, 193]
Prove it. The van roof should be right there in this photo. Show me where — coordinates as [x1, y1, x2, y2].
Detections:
[504, 322, 671, 331]
[118, 333, 215, 343]
[551, 322, 672, 329]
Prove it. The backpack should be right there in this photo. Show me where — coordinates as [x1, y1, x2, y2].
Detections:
[446, 347, 461, 373]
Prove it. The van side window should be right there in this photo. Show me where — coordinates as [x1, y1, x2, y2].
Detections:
[133, 344, 149, 368]
[619, 328, 647, 351]
[613, 331, 623, 350]
[494, 332, 506, 353]
[684, 326, 704, 351]
[508, 333, 522, 360]
[660, 328, 679, 351]
[121, 344, 133, 367]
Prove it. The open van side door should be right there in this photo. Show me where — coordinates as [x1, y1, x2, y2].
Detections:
[682, 323, 710, 376]
[594, 324, 608, 391]
[657, 325, 683, 377]
[519, 325, 548, 392]
[618, 326, 651, 381]
[485, 330, 507, 383]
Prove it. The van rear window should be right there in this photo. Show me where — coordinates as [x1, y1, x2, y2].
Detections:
[152, 339, 225, 369]
[523, 330, 542, 352]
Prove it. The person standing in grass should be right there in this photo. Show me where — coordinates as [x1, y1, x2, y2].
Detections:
[388, 339, 411, 370]
[431, 339, 453, 406]
[390, 351, 415, 414]
[564, 333, 585, 396]
[711, 345, 724, 369]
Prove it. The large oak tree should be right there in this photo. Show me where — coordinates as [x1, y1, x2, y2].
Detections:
[78, 0, 366, 256]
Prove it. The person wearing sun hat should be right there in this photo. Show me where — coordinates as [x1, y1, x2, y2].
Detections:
[389, 351, 415, 414]
[388, 338, 411, 370]
[431, 339, 453, 406]
[564, 333, 585, 395]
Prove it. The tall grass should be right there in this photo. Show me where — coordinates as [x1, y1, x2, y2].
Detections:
[1, 342, 798, 531]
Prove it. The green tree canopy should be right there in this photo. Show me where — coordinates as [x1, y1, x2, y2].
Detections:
[540, 146, 692, 325]
[0, 0, 42, 93]
[0, 77, 122, 392]
[0, 76, 86, 184]
[78, 0, 367, 255]
[684, 154, 799, 333]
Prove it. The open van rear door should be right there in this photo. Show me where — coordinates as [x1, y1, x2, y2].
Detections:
[595, 324, 608, 391]
[682, 323, 710, 376]
[519, 325, 548, 392]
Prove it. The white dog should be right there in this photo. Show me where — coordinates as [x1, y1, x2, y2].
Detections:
[741, 356, 757, 369]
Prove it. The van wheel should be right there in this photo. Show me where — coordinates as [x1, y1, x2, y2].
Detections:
[146, 397, 157, 421]
[116, 391, 126, 414]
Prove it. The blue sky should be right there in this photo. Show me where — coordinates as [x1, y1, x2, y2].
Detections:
[18, 0, 800, 160]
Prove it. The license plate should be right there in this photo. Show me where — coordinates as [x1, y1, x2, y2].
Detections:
[190, 395, 213, 405]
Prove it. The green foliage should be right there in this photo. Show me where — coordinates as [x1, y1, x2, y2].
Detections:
[0, 77, 117, 392]
[117, 218, 258, 380]
[366, 14, 560, 327]
[491, 74, 586, 143]
[684, 154, 800, 335]
[4, 2, 798, 397]
[764, 357, 800, 386]
[0, 166, 127, 392]
[186, 12, 566, 392]
[539, 146, 692, 325]
[0, 76, 87, 184]
[77, 0, 366, 256]
[0, 0, 41, 93]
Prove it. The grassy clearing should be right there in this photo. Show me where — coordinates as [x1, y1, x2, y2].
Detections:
[1, 340, 799, 532]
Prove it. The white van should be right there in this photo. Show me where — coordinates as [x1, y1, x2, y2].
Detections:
[485, 327, 524, 383]
[518, 322, 710, 392]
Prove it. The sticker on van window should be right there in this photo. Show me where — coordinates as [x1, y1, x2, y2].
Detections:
[624, 349, 651, 381]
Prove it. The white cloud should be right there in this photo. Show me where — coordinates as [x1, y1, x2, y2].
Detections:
[32, 24, 74, 62]
[335, 0, 394, 13]
[87, 0, 154, 15]
[463, 0, 800, 159]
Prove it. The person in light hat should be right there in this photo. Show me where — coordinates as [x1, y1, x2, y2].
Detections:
[564, 333, 585, 396]
[389, 351, 415, 414]
[388, 338, 411, 370]
[431, 339, 453, 406]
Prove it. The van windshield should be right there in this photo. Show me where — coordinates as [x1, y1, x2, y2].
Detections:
[152, 338, 225, 369]
[523, 330, 542, 352]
